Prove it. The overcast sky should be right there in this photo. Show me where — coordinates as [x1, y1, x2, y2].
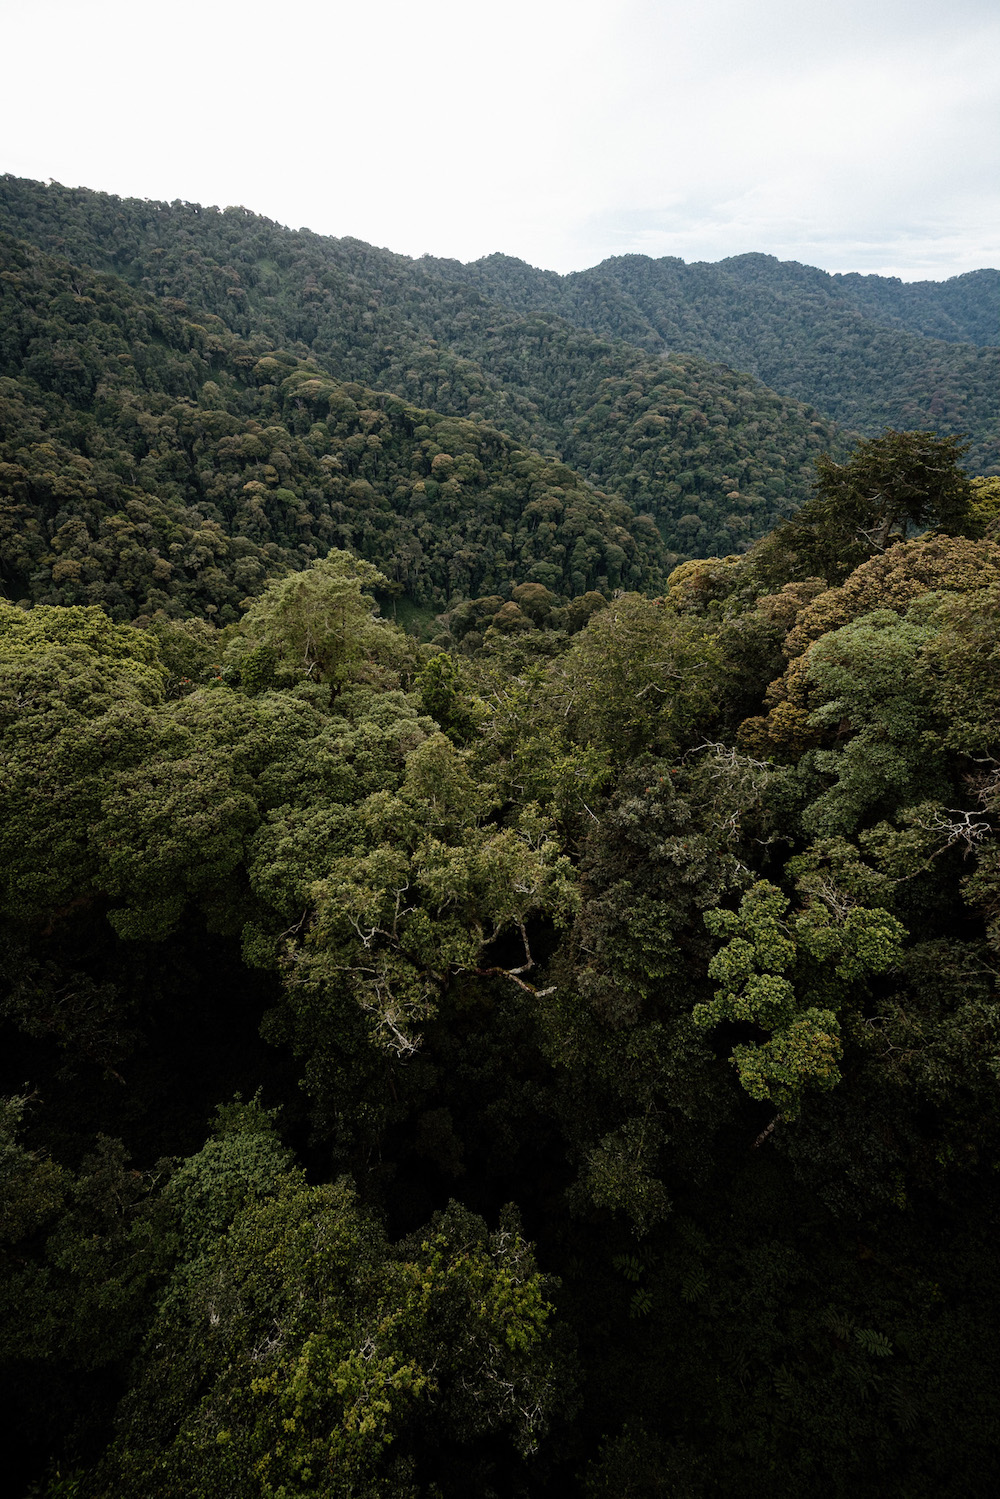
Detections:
[6, 0, 999, 280]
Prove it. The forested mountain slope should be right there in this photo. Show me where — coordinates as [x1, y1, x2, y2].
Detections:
[825, 263, 996, 344]
[7, 162, 1000, 1499]
[439, 251, 999, 471]
[0, 175, 848, 562]
[2, 174, 993, 483]
[0, 234, 667, 618]
[7, 166, 1000, 1499]
[432, 247, 998, 348]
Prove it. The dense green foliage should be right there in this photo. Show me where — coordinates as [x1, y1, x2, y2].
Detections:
[493, 251, 999, 471]
[0, 234, 664, 617]
[3, 173, 1000, 1496]
[0, 176, 856, 561]
[2, 175, 992, 480]
[5, 424, 1000, 1495]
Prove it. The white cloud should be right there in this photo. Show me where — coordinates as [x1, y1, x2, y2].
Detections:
[4, 0, 998, 279]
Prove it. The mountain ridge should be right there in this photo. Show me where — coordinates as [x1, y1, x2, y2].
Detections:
[1, 175, 995, 478]
[0, 176, 854, 569]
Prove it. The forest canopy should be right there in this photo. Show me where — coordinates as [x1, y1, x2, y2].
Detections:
[2, 173, 1000, 1499]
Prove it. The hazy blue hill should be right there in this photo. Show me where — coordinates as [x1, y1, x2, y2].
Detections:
[550, 252, 999, 470]
[427, 250, 999, 473]
[831, 266, 998, 345]
[423, 248, 998, 471]
[478, 249, 998, 353]
[703, 253, 998, 346]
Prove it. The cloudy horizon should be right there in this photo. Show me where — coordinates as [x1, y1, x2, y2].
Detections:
[6, 0, 998, 282]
